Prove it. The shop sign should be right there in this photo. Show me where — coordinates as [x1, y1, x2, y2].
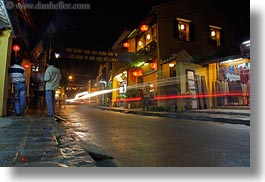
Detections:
[63, 48, 118, 62]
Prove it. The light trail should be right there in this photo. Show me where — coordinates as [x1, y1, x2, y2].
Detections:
[116, 92, 246, 102]
[66, 88, 119, 102]
[65, 71, 248, 103]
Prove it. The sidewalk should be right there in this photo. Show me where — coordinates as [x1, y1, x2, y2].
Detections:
[96, 106, 250, 126]
[0, 106, 250, 167]
[0, 112, 96, 167]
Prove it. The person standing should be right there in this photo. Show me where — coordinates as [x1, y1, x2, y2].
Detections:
[44, 59, 62, 117]
[8, 57, 27, 116]
[31, 69, 45, 110]
[142, 84, 150, 111]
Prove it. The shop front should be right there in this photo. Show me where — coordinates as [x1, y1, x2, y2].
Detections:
[112, 71, 127, 106]
[159, 50, 210, 111]
[210, 57, 250, 107]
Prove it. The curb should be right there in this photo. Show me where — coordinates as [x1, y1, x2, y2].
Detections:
[99, 107, 250, 126]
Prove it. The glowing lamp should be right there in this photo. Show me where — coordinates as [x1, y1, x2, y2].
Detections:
[211, 30, 216, 37]
[24, 64, 30, 69]
[150, 62, 157, 69]
[146, 34, 151, 40]
[180, 24, 185, 30]
[12, 44, 20, 52]
[68, 75, 73, 80]
[169, 63, 175, 68]
[132, 69, 143, 77]
[54, 52, 60, 58]
[123, 42, 129, 48]
[140, 24, 149, 32]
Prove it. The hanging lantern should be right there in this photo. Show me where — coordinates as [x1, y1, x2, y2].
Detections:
[132, 68, 143, 77]
[23, 63, 30, 69]
[150, 62, 157, 69]
[123, 42, 129, 48]
[12, 44, 20, 52]
[140, 24, 149, 32]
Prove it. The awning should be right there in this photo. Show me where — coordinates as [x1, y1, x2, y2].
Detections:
[200, 54, 242, 66]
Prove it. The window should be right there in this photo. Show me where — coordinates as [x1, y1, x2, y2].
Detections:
[136, 24, 157, 52]
[137, 35, 145, 51]
[174, 18, 192, 41]
[208, 25, 222, 47]
[178, 22, 189, 41]
[145, 29, 152, 45]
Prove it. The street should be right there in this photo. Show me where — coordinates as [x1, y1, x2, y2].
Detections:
[56, 105, 250, 167]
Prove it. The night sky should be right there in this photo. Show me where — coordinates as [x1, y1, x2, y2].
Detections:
[30, 0, 250, 49]
[27, 0, 249, 80]
[30, 0, 176, 50]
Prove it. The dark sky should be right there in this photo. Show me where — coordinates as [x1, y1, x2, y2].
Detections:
[27, 0, 249, 81]
[29, 0, 178, 80]
[30, 0, 175, 50]
[29, 0, 249, 50]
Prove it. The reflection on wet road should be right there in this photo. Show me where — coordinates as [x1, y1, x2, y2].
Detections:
[57, 105, 250, 167]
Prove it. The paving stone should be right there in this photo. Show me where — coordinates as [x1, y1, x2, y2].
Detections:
[0, 113, 96, 167]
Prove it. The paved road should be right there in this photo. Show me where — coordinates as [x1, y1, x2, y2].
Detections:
[57, 105, 250, 167]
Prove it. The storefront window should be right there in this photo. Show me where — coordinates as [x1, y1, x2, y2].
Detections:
[215, 58, 250, 106]
[113, 71, 127, 106]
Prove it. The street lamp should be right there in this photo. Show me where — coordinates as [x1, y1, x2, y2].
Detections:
[54, 52, 60, 59]
[68, 75, 73, 81]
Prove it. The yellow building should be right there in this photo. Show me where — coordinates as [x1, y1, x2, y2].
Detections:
[110, 0, 249, 111]
[0, 29, 13, 116]
[0, 0, 36, 116]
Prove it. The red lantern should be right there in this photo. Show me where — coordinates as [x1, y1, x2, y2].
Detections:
[132, 69, 143, 77]
[23, 64, 30, 69]
[123, 42, 129, 48]
[150, 62, 157, 69]
[140, 24, 149, 32]
[12, 44, 20, 52]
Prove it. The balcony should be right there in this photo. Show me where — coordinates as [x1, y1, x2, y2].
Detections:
[134, 40, 157, 61]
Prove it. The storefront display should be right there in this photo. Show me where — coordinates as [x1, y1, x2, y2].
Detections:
[215, 58, 250, 106]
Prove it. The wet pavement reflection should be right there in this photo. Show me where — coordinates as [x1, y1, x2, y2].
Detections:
[56, 105, 250, 167]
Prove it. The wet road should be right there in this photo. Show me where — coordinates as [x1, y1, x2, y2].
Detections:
[57, 105, 250, 167]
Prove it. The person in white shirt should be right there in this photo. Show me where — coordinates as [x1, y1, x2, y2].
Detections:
[44, 59, 62, 117]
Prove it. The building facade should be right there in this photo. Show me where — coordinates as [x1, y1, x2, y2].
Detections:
[106, 0, 250, 111]
[0, 0, 43, 116]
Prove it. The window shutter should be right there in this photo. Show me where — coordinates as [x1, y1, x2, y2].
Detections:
[220, 29, 224, 46]
[189, 22, 195, 41]
[173, 20, 179, 39]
